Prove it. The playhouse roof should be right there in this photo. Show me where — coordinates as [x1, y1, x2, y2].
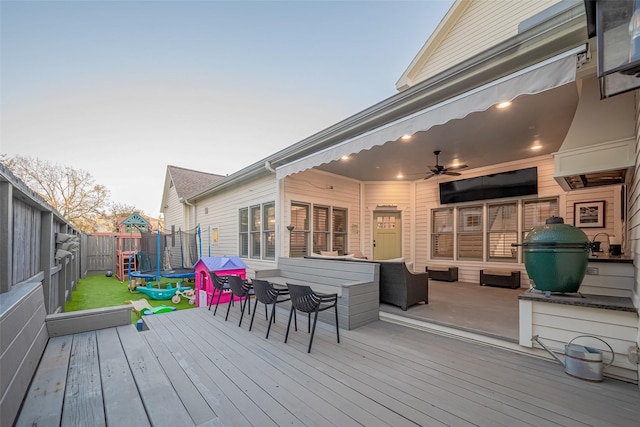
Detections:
[195, 256, 247, 271]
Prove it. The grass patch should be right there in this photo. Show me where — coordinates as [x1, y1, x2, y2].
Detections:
[65, 274, 196, 324]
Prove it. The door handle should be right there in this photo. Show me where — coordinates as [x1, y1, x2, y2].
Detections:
[373, 240, 376, 248]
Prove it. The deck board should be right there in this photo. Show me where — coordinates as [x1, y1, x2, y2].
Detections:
[116, 324, 196, 426]
[16, 305, 640, 427]
[14, 335, 72, 427]
[61, 331, 105, 427]
[96, 327, 150, 427]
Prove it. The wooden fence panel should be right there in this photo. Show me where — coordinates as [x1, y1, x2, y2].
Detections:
[85, 235, 116, 273]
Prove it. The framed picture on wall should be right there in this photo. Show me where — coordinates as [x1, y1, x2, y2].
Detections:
[574, 201, 605, 228]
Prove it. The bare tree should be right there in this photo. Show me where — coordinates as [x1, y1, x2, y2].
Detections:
[3, 155, 110, 232]
[107, 202, 145, 232]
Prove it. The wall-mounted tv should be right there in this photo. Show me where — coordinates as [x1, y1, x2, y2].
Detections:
[439, 167, 538, 204]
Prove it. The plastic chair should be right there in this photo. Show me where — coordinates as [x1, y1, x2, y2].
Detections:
[225, 275, 254, 327]
[284, 283, 339, 353]
[208, 273, 230, 315]
[250, 279, 296, 339]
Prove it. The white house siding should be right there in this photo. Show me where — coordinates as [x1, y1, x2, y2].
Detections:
[411, 0, 560, 85]
[630, 91, 640, 310]
[528, 301, 638, 383]
[163, 185, 183, 237]
[564, 185, 622, 243]
[362, 182, 412, 261]
[283, 170, 361, 257]
[628, 89, 640, 384]
[414, 155, 622, 284]
[195, 174, 277, 274]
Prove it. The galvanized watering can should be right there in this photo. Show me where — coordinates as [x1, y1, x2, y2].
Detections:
[532, 335, 615, 382]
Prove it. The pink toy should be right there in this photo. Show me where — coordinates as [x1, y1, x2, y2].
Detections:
[194, 256, 248, 307]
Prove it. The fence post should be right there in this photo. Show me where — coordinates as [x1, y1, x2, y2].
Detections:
[0, 181, 12, 293]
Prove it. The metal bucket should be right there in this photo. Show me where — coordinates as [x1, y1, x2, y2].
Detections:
[533, 335, 615, 382]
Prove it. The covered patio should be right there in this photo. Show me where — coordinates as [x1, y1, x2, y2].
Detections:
[17, 304, 640, 426]
[381, 279, 521, 342]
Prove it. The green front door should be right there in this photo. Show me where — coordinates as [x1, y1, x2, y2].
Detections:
[373, 211, 402, 260]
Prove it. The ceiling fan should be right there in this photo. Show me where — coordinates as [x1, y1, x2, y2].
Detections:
[423, 150, 468, 180]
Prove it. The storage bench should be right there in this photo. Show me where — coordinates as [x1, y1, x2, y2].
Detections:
[480, 269, 520, 289]
[427, 266, 458, 282]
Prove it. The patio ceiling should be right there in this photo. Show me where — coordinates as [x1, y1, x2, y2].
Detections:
[315, 81, 579, 182]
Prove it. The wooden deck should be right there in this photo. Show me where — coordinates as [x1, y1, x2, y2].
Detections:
[18, 305, 640, 426]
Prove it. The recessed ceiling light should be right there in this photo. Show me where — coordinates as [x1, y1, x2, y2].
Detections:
[396, 174, 404, 179]
[496, 101, 512, 109]
[340, 155, 349, 161]
[531, 144, 542, 150]
[400, 134, 412, 141]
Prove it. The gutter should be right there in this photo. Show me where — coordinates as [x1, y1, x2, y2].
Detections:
[190, 2, 587, 202]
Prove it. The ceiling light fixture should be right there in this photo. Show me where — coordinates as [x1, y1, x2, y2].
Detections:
[396, 174, 404, 179]
[340, 155, 349, 161]
[400, 134, 412, 141]
[496, 101, 512, 109]
[531, 144, 542, 150]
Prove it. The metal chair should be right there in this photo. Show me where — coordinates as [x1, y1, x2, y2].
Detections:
[284, 283, 339, 353]
[250, 279, 296, 339]
[225, 275, 254, 327]
[208, 272, 230, 315]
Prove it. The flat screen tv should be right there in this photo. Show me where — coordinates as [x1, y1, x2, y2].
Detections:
[439, 167, 537, 204]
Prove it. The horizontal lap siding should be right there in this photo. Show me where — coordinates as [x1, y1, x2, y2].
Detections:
[581, 262, 635, 298]
[284, 171, 361, 255]
[414, 0, 559, 83]
[197, 175, 276, 261]
[531, 301, 638, 382]
[416, 156, 560, 284]
[364, 182, 411, 259]
[164, 186, 182, 236]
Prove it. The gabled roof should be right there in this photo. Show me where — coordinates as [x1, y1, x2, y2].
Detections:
[167, 165, 225, 200]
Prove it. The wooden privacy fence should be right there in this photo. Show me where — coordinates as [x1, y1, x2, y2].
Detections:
[85, 234, 117, 273]
[0, 163, 81, 315]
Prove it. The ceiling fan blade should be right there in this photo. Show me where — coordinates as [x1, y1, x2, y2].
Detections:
[423, 173, 436, 180]
[444, 171, 461, 176]
[446, 164, 468, 171]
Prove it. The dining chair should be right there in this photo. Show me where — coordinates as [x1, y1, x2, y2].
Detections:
[250, 279, 296, 339]
[284, 283, 339, 353]
[208, 272, 230, 316]
[226, 275, 254, 327]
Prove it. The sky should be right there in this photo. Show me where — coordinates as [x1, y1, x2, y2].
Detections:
[1, 0, 454, 217]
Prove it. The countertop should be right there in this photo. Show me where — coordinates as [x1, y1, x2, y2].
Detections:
[587, 253, 633, 263]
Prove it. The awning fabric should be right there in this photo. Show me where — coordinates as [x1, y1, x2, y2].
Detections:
[276, 46, 585, 180]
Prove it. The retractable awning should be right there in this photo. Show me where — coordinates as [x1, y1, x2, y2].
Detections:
[276, 45, 586, 180]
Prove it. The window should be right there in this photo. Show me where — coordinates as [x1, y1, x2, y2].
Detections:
[210, 227, 219, 245]
[487, 202, 517, 261]
[523, 198, 558, 241]
[332, 208, 347, 255]
[250, 205, 261, 258]
[290, 203, 309, 257]
[458, 206, 483, 259]
[290, 202, 348, 257]
[523, 198, 558, 231]
[239, 208, 248, 257]
[239, 202, 276, 260]
[313, 206, 330, 254]
[263, 202, 275, 259]
[432, 208, 453, 258]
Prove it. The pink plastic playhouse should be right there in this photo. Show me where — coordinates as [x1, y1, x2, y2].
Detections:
[194, 256, 248, 307]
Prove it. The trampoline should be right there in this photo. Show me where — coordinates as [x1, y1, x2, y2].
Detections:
[128, 227, 201, 286]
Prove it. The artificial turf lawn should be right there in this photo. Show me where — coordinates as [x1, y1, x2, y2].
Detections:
[65, 273, 196, 324]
